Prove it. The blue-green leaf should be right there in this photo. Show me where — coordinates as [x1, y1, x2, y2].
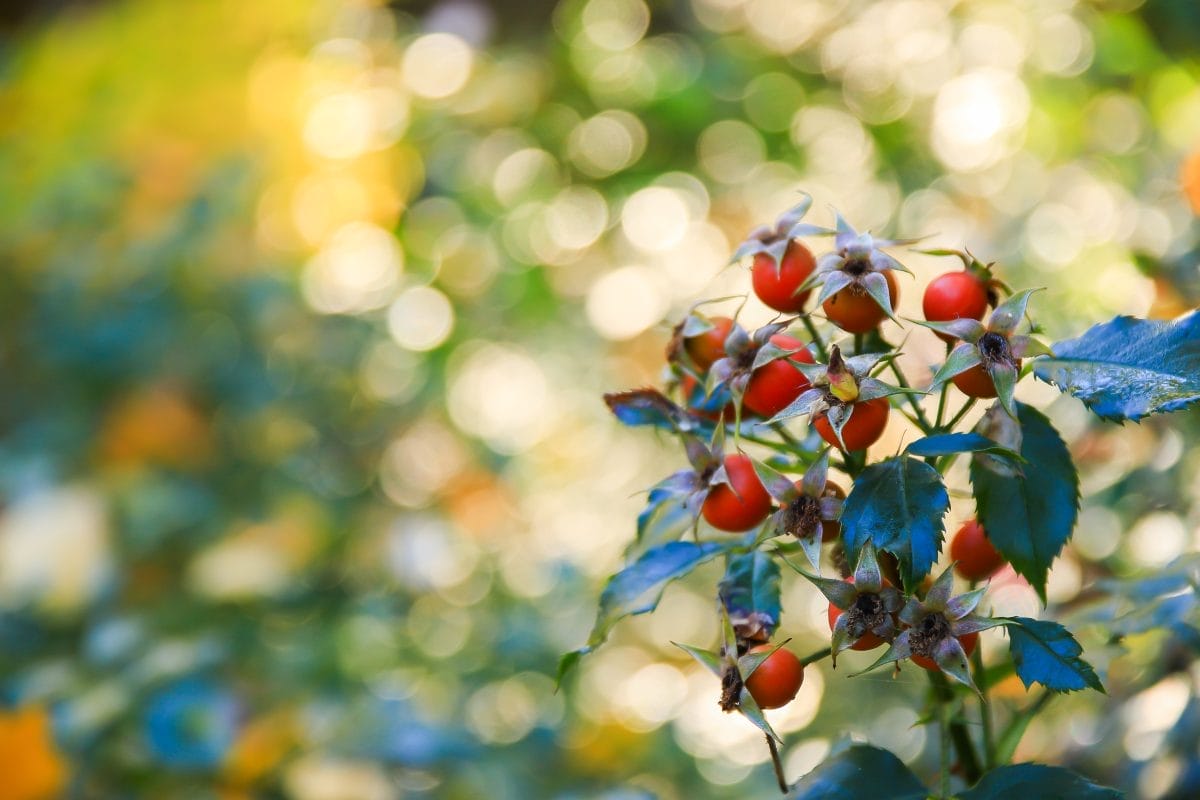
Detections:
[960, 763, 1123, 799]
[1001, 617, 1104, 694]
[841, 456, 949, 590]
[970, 403, 1078, 602]
[719, 551, 782, 640]
[558, 541, 730, 685]
[1033, 311, 1200, 422]
[904, 432, 1023, 461]
[628, 492, 693, 558]
[786, 744, 927, 800]
[604, 389, 687, 430]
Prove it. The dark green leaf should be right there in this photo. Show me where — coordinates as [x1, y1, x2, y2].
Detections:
[1001, 617, 1104, 693]
[841, 456, 949, 590]
[970, 404, 1078, 602]
[961, 763, 1123, 799]
[719, 550, 783, 640]
[904, 432, 1023, 461]
[786, 744, 927, 800]
[1034, 311, 1200, 422]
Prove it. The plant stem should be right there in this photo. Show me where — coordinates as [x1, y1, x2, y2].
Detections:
[995, 691, 1054, 765]
[934, 384, 949, 430]
[766, 735, 788, 794]
[853, 332, 864, 355]
[887, 361, 934, 433]
[939, 697, 951, 799]
[770, 423, 806, 451]
[842, 447, 867, 479]
[800, 646, 832, 666]
[801, 315, 828, 361]
[732, 429, 795, 452]
[928, 671, 982, 785]
[943, 397, 977, 432]
[973, 642, 995, 770]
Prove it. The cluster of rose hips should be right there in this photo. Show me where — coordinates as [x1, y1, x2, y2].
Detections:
[660, 197, 1019, 712]
[740, 522, 1006, 713]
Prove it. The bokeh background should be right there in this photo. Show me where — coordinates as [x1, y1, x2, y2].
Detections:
[1, 0, 1200, 797]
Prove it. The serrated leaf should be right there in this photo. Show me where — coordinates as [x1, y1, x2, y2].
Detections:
[785, 744, 928, 800]
[1033, 311, 1200, 422]
[969, 403, 1078, 602]
[904, 432, 1023, 461]
[1001, 617, 1104, 693]
[560, 541, 731, 682]
[841, 456, 949, 590]
[719, 551, 783, 640]
[960, 764, 1122, 799]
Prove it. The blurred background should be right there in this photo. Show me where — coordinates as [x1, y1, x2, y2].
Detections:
[1, 0, 1199, 797]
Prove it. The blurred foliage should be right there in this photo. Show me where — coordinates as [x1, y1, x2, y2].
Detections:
[0, 0, 1198, 798]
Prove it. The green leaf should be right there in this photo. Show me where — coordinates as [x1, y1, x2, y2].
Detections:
[987, 288, 1042, 336]
[1033, 311, 1200, 422]
[786, 744, 928, 800]
[904, 432, 1023, 461]
[559, 541, 730, 683]
[929, 341, 982, 388]
[841, 456, 949, 590]
[719, 551, 783, 640]
[628, 493, 693, 558]
[1001, 616, 1104, 693]
[736, 685, 783, 743]
[960, 764, 1123, 799]
[673, 641, 723, 678]
[969, 403, 1078, 602]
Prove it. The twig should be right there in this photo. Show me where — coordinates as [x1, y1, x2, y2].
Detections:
[928, 671, 982, 785]
[888, 361, 934, 433]
[801, 315, 828, 362]
[943, 397, 977, 432]
[800, 646, 832, 666]
[973, 640, 995, 770]
[934, 384, 950, 430]
[767, 735, 789, 794]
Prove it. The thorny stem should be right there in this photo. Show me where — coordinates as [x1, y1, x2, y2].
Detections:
[767, 735, 788, 794]
[801, 315, 829, 362]
[973, 638, 995, 770]
[928, 671, 982, 786]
